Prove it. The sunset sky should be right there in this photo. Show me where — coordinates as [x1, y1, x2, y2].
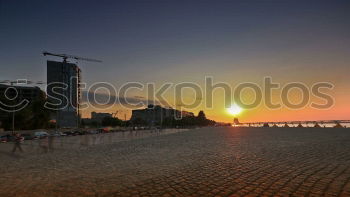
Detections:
[1, 0, 349, 123]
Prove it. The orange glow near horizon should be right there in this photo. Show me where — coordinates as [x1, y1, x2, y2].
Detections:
[80, 82, 350, 124]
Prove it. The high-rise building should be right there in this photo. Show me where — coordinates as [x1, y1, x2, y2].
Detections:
[47, 60, 81, 128]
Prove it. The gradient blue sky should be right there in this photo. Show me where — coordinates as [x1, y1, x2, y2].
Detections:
[1, 0, 349, 121]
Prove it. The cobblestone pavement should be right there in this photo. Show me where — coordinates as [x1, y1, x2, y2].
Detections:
[1, 127, 350, 197]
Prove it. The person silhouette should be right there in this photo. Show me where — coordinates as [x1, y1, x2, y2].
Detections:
[12, 133, 24, 153]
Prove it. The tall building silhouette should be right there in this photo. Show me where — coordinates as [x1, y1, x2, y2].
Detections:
[47, 61, 81, 128]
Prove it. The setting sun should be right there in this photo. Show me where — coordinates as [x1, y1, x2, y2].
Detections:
[227, 104, 243, 116]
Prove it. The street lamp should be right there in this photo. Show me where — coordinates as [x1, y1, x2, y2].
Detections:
[11, 111, 15, 134]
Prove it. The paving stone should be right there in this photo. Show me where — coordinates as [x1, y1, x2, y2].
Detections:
[1, 127, 350, 197]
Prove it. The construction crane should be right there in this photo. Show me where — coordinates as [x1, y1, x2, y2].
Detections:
[42, 51, 102, 63]
[111, 110, 128, 121]
[42, 51, 102, 129]
[111, 110, 119, 118]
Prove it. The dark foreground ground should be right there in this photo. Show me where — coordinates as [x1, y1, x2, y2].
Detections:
[1, 127, 350, 197]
